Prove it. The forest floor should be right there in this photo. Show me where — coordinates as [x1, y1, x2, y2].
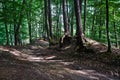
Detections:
[0, 39, 120, 80]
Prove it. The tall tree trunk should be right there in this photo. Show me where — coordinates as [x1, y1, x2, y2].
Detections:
[106, 0, 111, 52]
[83, 0, 86, 35]
[91, 12, 95, 38]
[2, 1, 9, 45]
[5, 23, 9, 45]
[59, 0, 71, 48]
[14, 0, 26, 45]
[14, 19, 17, 45]
[113, 10, 118, 48]
[42, 7, 45, 36]
[35, 18, 38, 38]
[48, 0, 52, 39]
[70, 8, 74, 36]
[56, 0, 60, 40]
[62, 0, 69, 34]
[13, 0, 16, 45]
[27, 0, 32, 43]
[44, 0, 50, 41]
[91, 3, 96, 38]
[9, 24, 13, 45]
[99, 0, 102, 40]
[28, 17, 32, 43]
[79, 0, 82, 14]
[99, 14, 102, 40]
[74, 0, 84, 48]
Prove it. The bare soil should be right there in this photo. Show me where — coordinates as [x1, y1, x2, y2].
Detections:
[0, 40, 119, 80]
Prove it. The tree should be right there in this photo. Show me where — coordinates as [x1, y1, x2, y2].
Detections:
[44, 0, 50, 41]
[2, 1, 9, 45]
[48, 0, 52, 39]
[106, 0, 112, 52]
[113, 10, 118, 48]
[26, 0, 32, 43]
[74, 0, 84, 48]
[62, 0, 69, 35]
[14, 0, 26, 45]
[83, 0, 86, 35]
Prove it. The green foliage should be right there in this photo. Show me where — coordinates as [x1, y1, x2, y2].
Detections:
[0, 0, 119, 48]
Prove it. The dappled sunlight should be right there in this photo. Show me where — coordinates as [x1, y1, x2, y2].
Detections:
[60, 62, 74, 66]
[45, 56, 56, 60]
[64, 45, 72, 50]
[64, 67, 115, 80]
[0, 46, 22, 56]
[0, 46, 56, 62]
[26, 56, 57, 62]
[85, 38, 100, 46]
[0, 45, 119, 80]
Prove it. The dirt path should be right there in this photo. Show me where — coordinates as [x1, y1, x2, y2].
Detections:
[0, 44, 119, 80]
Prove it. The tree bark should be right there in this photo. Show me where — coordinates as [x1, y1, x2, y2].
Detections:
[44, 0, 50, 42]
[48, 0, 52, 39]
[74, 0, 84, 48]
[2, 1, 9, 45]
[70, 8, 74, 36]
[79, 0, 82, 14]
[83, 0, 86, 35]
[106, 0, 112, 52]
[113, 10, 118, 48]
[14, 0, 26, 45]
[62, 0, 69, 34]
[27, 0, 32, 43]
[5, 23, 9, 45]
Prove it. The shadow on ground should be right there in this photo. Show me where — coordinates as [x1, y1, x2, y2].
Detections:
[0, 40, 119, 80]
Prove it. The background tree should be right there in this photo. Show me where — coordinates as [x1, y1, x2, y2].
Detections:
[106, 0, 112, 52]
[0, 0, 120, 49]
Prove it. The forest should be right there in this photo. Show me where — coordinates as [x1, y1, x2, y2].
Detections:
[0, 0, 120, 80]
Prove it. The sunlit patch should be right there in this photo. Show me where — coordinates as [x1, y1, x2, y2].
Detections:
[45, 56, 56, 60]
[60, 62, 74, 65]
[85, 38, 100, 45]
[75, 70, 88, 75]
[64, 45, 71, 50]
[27, 56, 44, 60]
[64, 68, 114, 80]
[0, 46, 22, 56]
[84, 70, 95, 73]
[89, 76, 99, 80]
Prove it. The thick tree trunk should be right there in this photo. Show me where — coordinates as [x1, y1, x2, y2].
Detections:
[27, 0, 32, 43]
[48, 0, 52, 39]
[83, 0, 86, 35]
[14, 19, 17, 45]
[106, 0, 112, 52]
[74, 0, 84, 48]
[59, 0, 71, 47]
[79, 0, 82, 14]
[14, 0, 26, 45]
[44, 0, 50, 42]
[62, 0, 69, 34]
